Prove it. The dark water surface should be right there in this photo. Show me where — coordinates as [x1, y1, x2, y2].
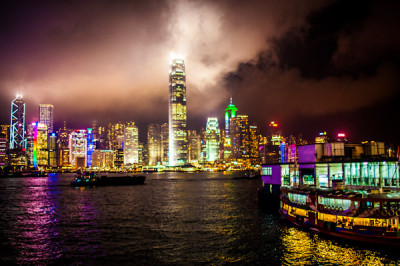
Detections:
[1, 172, 400, 265]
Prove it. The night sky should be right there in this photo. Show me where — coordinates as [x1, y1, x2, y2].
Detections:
[0, 0, 399, 145]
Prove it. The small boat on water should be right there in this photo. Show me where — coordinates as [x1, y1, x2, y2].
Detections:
[71, 172, 146, 187]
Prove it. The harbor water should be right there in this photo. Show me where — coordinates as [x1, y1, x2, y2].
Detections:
[1, 172, 399, 265]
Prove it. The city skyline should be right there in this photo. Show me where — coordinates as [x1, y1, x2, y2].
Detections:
[0, 1, 399, 145]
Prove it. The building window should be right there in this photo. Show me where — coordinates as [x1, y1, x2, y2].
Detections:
[262, 166, 272, 176]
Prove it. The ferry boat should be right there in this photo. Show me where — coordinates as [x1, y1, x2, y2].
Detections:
[260, 139, 400, 245]
[71, 172, 146, 187]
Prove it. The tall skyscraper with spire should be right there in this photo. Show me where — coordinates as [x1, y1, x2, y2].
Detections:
[169, 58, 188, 166]
[224, 98, 238, 159]
[39, 104, 54, 133]
[225, 98, 238, 139]
[10, 94, 26, 150]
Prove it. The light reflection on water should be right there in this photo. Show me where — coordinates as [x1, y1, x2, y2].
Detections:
[0, 173, 399, 264]
[11, 178, 61, 264]
[280, 226, 398, 265]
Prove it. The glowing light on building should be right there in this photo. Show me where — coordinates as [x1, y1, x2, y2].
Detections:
[33, 122, 38, 168]
[336, 132, 348, 143]
[270, 121, 278, 128]
[87, 128, 94, 167]
[315, 131, 329, 143]
[169, 57, 188, 166]
[280, 142, 287, 163]
[271, 135, 282, 145]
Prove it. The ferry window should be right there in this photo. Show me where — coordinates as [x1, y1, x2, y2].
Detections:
[366, 201, 372, 208]
[319, 174, 328, 187]
[262, 167, 272, 176]
[303, 175, 314, 185]
[320, 196, 325, 205]
[334, 198, 339, 207]
[343, 199, 351, 210]
[281, 165, 290, 186]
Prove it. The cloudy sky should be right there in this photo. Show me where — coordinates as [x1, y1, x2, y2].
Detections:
[0, 0, 399, 144]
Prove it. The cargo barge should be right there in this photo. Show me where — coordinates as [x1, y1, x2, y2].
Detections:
[71, 172, 146, 187]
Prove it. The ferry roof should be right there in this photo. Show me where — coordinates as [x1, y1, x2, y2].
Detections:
[262, 158, 399, 167]
[283, 186, 400, 200]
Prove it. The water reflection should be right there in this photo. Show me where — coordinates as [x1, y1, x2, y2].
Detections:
[12, 177, 61, 264]
[280, 226, 399, 265]
[3, 176, 103, 264]
[1, 173, 400, 264]
[68, 187, 102, 261]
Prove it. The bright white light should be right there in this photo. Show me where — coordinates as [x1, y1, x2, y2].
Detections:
[169, 52, 185, 64]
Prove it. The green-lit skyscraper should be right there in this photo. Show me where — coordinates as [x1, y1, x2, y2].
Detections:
[225, 98, 238, 139]
[169, 58, 188, 166]
[224, 98, 238, 159]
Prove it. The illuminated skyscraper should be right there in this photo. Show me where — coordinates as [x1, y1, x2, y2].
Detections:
[39, 104, 54, 133]
[69, 130, 87, 169]
[124, 122, 139, 165]
[92, 150, 114, 169]
[107, 122, 125, 150]
[224, 98, 238, 140]
[10, 95, 26, 150]
[33, 122, 48, 169]
[230, 115, 250, 159]
[138, 141, 148, 165]
[0, 133, 7, 168]
[188, 130, 201, 163]
[148, 124, 162, 165]
[269, 121, 282, 145]
[48, 132, 57, 168]
[169, 58, 188, 166]
[224, 98, 238, 159]
[1, 125, 10, 145]
[87, 128, 94, 167]
[161, 123, 169, 165]
[249, 125, 260, 161]
[1, 125, 10, 168]
[57, 121, 70, 168]
[205, 117, 220, 162]
[26, 123, 35, 166]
